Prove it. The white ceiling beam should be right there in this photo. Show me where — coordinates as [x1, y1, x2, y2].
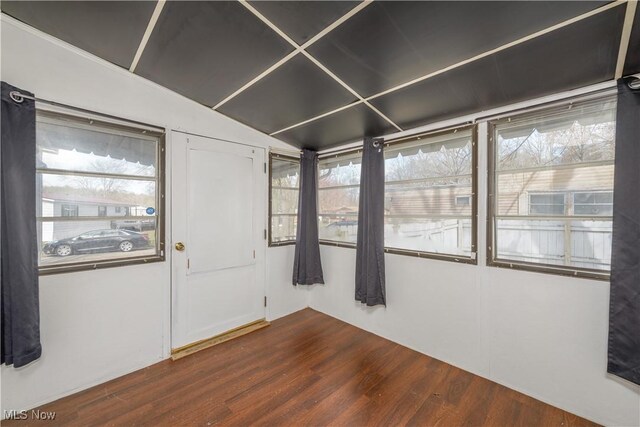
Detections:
[129, 0, 166, 73]
[615, 0, 638, 79]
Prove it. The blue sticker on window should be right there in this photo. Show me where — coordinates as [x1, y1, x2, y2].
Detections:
[146, 207, 156, 215]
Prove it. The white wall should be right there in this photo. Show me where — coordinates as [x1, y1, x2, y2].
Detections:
[0, 15, 307, 412]
[310, 116, 640, 426]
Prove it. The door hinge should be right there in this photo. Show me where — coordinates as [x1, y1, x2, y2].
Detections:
[253, 250, 256, 259]
[187, 258, 190, 269]
[264, 296, 267, 307]
[264, 162, 267, 174]
[264, 229, 267, 240]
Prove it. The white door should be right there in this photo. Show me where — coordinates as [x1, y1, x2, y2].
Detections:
[172, 131, 266, 350]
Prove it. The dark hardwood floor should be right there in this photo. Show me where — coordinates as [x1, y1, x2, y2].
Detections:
[6, 308, 598, 426]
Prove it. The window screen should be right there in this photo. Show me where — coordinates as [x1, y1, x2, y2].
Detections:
[269, 153, 300, 245]
[318, 151, 362, 245]
[489, 95, 616, 276]
[36, 109, 164, 273]
[384, 126, 476, 259]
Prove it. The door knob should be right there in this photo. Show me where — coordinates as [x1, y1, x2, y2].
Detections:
[175, 242, 185, 251]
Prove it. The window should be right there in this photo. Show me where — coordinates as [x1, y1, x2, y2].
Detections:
[573, 191, 613, 216]
[455, 195, 471, 206]
[488, 95, 616, 278]
[318, 151, 362, 245]
[317, 125, 477, 262]
[384, 125, 477, 261]
[61, 204, 79, 217]
[269, 152, 299, 245]
[36, 109, 165, 274]
[529, 193, 565, 215]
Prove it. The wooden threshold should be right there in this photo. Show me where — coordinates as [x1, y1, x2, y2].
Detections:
[171, 318, 270, 360]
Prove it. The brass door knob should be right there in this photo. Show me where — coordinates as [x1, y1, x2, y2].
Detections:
[175, 242, 185, 251]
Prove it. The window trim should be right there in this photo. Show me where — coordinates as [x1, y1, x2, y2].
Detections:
[318, 123, 479, 265]
[268, 152, 299, 247]
[37, 109, 166, 276]
[486, 95, 614, 281]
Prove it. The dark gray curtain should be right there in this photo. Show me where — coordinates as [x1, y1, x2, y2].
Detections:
[607, 78, 640, 385]
[1, 82, 42, 368]
[355, 137, 386, 306]
[292, 149, 324, 285]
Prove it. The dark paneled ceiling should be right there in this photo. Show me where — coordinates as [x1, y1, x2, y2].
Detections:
[369, 6, 625, 131]
[2, 1, 637, 150]
[218, 54, 357, 134]
[307, 1, 610, 97]
[278, 102, 396, 149]
[1, 1, 156, 68]
[135, 1, 293, 107]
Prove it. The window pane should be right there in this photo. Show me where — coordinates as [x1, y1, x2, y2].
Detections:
[272, 188, 299, 214]
[496, 99, 615, 171]
[36, 110, 162, 271]
[39, 173, 156, 218]
[385, 218, 472, 255]
[318, 154, 361, 244]
[318, 187, 360, 215]
[270, 156, 299, 243]
[574, 191, 613, 216]
[271, 215, 297, 243]
[38, 219, 157, 267]
[492, 96, 616, 272]
[37, 114, 156, 177]
[384, 128, 474, 256]
[271, 157, 299, 188]
[319, 214, 358, 244]
[319, 160, 361, 188]
[495, 218, 611, 271]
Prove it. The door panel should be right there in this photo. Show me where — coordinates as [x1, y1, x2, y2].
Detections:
[172, 132, 266, 349]
[188, 150, 254, 273]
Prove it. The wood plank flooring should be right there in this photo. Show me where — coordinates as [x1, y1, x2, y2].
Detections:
[5, 308, 599, 426]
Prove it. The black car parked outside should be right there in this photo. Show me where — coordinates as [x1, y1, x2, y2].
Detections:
[42, 229, 150, 257]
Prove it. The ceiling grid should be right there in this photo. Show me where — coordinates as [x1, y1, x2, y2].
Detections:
[1, 0, 637, 149]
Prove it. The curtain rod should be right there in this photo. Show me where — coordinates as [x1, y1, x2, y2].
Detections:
[8, 90, 165, 132]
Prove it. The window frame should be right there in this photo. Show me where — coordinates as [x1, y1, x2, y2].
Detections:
[268, 151, 300, 247]
[317, 123, 479, 265]
[36, 108, 166, 276]
[486, 95, 614, 281]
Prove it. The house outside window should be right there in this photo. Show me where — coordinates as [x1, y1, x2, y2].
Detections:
[61, 204, 79, 217]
